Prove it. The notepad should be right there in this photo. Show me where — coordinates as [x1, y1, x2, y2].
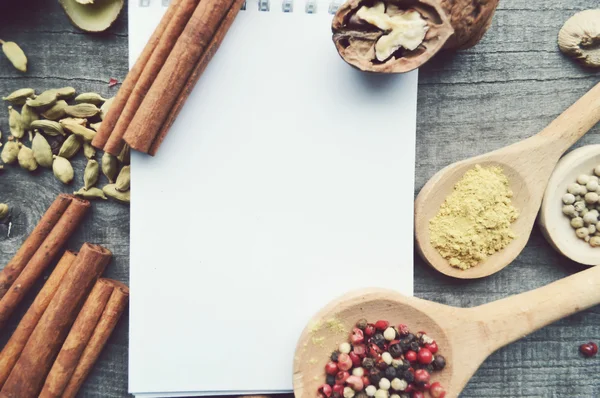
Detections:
[128, 0, 417, 396]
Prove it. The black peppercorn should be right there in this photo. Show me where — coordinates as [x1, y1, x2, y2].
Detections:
[388, 343, 403, 358]
[326, 374, 335, 386]
[330, 351, 340, 362]
[384, 366, 397, 379]
[362, 357, 375, 369]
[369, 368, 382, 385]
[409, 342, 420, 352]
[403, 369, 414, 383]
[376, 359, 388, 370]
[356, 318, 368, 330]
[405, 333, 415, 342]
[433, 355, 446, 370]
[399, 339, 411, 352]
[356, 392, 368, 398]
[423, 364, 434, 374]
[372, 333, 386, 348]
[397, 359, 409, 370]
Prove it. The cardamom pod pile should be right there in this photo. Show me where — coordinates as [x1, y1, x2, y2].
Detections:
[1, 87, 130, 204]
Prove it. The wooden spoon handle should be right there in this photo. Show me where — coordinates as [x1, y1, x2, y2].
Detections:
[537, 82, 600, 154]
[470, 265, 600, 355]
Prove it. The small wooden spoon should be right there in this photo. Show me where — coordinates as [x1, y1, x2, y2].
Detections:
[415, 82, 600, 279]
[293, 265, 600, 398]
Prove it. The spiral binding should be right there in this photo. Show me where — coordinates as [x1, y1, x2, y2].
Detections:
[138, 0, 341, 14]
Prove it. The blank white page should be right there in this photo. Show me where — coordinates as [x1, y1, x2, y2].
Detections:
[129, 1, 417, 396]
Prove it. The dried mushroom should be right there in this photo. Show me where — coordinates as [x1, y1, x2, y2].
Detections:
[558, 10, 600, 68]
[59, 0, 124, 33]
[439, 0, 499, 50]
[332, 0, 453, 73]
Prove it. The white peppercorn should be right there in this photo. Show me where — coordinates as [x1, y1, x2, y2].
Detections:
[339, 342, 351, 354]
[574, 201, 586, 212]
[391, 378, 407, 391]
[383, 327, 396, 341]
[587, 180, 599, 192]
[576, 227, 589, 239]
[374, 389, 389, 398]
[352, 367, 365, 377]
[390, 395, 401, 398]
[577, 174, 591, 185]
[571, 217, 584, 229]
[381, 352, 392, 365]
[379, 377, 391, 390]
[590, 236, 600, 247]
[562, 193, 576, 205]
[344, 386, 356, 398]
[568, 183, 582, 194]
[365, 385, 377, 397]
[585, 192, 599, 204]
[583, 212, 599, 225]
[589, 224, 596, 235]
[563, 205, 576, 216]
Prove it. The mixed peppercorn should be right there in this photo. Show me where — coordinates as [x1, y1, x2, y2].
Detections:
[318, 319, 447, 398]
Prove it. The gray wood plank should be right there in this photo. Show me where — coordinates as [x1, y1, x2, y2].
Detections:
[0, 0, 599, 397]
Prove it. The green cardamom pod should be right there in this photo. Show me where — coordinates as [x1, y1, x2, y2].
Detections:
[64, 103, 100, 118]
[59, 117, 87, 127]
[100, 96, 114, 120]
[115, 165, 130, 192]
[20, 103, 39, 131]
[101, 152, 118, 183]
[58, 134, 82, 159]
[8, 106, 24, 139]
[30, 120, 65, 136]
[74, 92, 106, 105]
[26, 90, 58, 109]
[47, 87, 76, 100]
[90, 122, 102, 132]
[103, 184, 130, 204]
[32, 133, 54, 168]
[84, 159, 99, 190]
[52, 155, 74, 184]
[0, 203, 8, 219]
[18, 144, 38, 171]
[83, 142, 96, 159]
[1, 40, 27, 72]
[117, 143, 130, 165]
[1, 139, 19, 164]
[41, 100, 68, 120]
[2, 88, 35, 105]
[74, 187, 107, 200]
[60, 120, 96, 142]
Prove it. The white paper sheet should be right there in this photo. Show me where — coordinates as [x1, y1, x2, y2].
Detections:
[129, 0, 417, 396]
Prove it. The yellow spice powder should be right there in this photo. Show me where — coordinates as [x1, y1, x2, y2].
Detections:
[429, 165, 519, 270]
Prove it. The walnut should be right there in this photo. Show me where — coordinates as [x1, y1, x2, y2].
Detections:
[439, 0, 500, 49]
[558, 10, 600, 68]
[332, 0, 454, 73]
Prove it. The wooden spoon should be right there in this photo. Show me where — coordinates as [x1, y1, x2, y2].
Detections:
[293, 265, 600, 398]
[415, 82, 600, 279]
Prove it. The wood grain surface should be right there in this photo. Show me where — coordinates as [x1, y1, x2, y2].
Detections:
[0, 0, 598, 397]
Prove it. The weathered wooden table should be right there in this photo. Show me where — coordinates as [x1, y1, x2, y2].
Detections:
[0, 0, 599, 396]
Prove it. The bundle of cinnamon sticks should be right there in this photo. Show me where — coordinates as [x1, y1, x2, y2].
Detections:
[93, 0, 246, 157]
[0, 196, 129, 398]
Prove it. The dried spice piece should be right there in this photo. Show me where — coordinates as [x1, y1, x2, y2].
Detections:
[58, 134, 83, 159]
[30, 120, 65, 136]
[51, 87, 77, 100]
[32, 133, 54, 168]
[60, 117, 87, 127]
[41, 100, 69, 121]
[1, 138, 20, 164]
[83, 142, 96, 159]
[65, 103, 100, 118]
[59, 0, 125, 33]
[108, 78, 118, 87]
[74, 92, 106, 105]
[439, 0, 499, 50]
[101, 152, 118, 183]
[83, 159, 100, 190]
[2, 88, 35, 105]
[53, 156, 75, 184]
[20, 104, 39, 131]
[60, 120, 96, 142]
[74, 187, 107, 200]
[117, 143, 130, 165]
[0, 40, 27, 72]
[115, 165, 130, 192]
[26, 91, 58, 110]
[17, 144, 38, 172]
[0, 204, 8, 219]
[99, 97, 114, 120]
[102, 184, 130, 204]
[332, 0, 453, 73]
[8, 106, 24, 139]
[558, 10, 600, 68]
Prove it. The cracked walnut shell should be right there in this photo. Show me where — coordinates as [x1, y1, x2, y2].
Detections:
[440, 0, 500, 50]
[332, 0, 454, 73]
[558, 10, 600, 68]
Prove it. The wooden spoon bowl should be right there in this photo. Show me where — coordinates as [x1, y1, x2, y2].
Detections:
[415, 83, 600, 279]
[293, 265, 600, 398]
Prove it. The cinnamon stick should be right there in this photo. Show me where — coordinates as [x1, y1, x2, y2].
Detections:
[0, 194, 73, 299]
[149, 0, 246, 155]
[0, 196, 90, 329]
[0, 251, 76, 389]
[0, 243, 111, 398]
[92, 0, 183, 150]
[59, 282, 129, 398]
[39, 279, 117, 398]
[101, 0, 201, 156]
[124, 0, 241, 154]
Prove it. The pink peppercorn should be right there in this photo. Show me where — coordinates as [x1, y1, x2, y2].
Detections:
[364, 324, 376, 337]
[580, 342, 598, 358]
[333, 384, 344, 395]
[338, 354, 353, 371]
[411, 391, 425, 398]
[351, 328, 365, 345]
[375, 320, 389, 331]
[405, 350, 417, 362]
[425, 341, 439, 354]
[346, 375, 364, 391]
[430, 382, 446, 398]
[318, 384, 332, 398]
[417, 348, 433, 365]
[325, 361, 338, 375]
[362, 376, 370, 386]
[335, 371, 350, 385]
[397, 324, 410, 336]
[414, 369, 430, 386]
[349, 352, 361, 367]
[368, 343, 382, 358]
[353, 343, 367, 357]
